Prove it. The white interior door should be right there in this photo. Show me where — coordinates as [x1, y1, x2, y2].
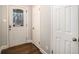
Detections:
[32, 6, 40, 47]
[52, 6, 78, 54]
[8, 6, 27, 47]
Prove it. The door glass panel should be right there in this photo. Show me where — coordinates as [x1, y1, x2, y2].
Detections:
[13, 9, 24, 27]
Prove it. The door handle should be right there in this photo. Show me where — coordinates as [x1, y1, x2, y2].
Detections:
[72, 38, 77, 41]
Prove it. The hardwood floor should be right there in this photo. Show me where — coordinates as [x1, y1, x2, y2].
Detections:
[1, 43, 42, 54]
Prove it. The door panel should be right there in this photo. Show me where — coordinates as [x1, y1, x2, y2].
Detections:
[8, 6, 27, 47]
[52, 6, 78, 54]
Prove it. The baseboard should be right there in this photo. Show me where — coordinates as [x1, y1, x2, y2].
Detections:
[26, 40, 32, 43]
[0, 45, 8, 50]
[32, 41, 47, 54]
[0, 45, 8, 54]
[9, 40, 32, 48]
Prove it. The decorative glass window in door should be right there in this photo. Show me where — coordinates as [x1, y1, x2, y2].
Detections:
[13, 9, 24, 27]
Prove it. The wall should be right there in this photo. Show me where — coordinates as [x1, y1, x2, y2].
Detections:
[0, 6, 2, 47]
[40, 6, 51, 53]
[27, 6, 32, 41]
[32, 5, 40, 47]
[2, 6, 8, 46]
[78, 6, 79, 53]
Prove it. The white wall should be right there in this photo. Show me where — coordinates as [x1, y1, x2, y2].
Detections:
[40, 6, 51, 53]
[2, 6, 8, 46]
[27, 6, 32, 41]
[32, 5, 40, 47]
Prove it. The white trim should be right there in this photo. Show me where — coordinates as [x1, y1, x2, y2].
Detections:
[0, 45, 8, 50]
[26, 40, 32, 43]
[9, 40, 32, 48]
[32, 41, 47, 54]
[0, 45, 8, 53]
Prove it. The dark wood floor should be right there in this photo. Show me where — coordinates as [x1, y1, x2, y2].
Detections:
[1, 43, 42, 54]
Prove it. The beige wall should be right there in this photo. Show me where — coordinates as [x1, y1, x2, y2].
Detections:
[32, 5, 40, 48]
[27, 6, 32, 41]
[0, 6, 2, 47]
[40, 6, 51, 53]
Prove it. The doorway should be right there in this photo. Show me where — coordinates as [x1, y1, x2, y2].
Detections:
[8, 6, 27, 47]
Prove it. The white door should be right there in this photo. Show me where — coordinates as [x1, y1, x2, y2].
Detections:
[32, 6, 40, 47]
[8, 6, 27, 47]
[52, 6, 78, 54]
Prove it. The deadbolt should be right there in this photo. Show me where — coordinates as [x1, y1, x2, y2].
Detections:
[9, 25, 11, 28]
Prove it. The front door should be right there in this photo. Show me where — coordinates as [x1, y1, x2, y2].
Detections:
[8, 6, 27, 47]
[52, 6, 78, 54]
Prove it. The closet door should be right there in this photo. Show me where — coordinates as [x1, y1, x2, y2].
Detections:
[52, 6, 78, 54]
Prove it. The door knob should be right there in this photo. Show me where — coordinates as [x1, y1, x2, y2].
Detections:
[72, 38, 77, 41]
